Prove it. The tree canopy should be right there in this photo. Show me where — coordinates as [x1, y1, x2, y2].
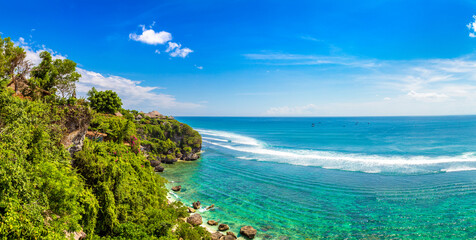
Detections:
[87, 87, 123, 114]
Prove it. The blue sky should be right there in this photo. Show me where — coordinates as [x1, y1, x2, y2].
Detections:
[2, 0, 476, 116]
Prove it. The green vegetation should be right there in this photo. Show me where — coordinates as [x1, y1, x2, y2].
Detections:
[0, 35, 208, 239]
[88, 87, 123, 114]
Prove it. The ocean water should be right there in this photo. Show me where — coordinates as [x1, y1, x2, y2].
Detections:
[162, 117, 476, 239]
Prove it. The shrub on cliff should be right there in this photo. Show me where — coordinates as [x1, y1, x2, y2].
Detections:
[0, 89, 98, 238]
[87, 87, 122, 114]
[73, 139, 210, 239]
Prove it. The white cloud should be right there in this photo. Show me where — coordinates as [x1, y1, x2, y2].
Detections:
[22, 40, 202, 114]
[165, 42, 193, 58]
[468, 15, 476, 38]
[407, 90, 448, 102]
[195, 65, 203, 70]
[76, 69, 201, 111]
[129, 24, 194, 58]
[129, 25, 172, 45]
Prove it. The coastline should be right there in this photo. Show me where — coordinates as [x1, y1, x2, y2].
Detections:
[166, 190, 248, 239]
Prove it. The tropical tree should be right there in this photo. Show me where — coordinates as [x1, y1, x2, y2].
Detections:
[87, 87, 123, 114]
[30, 51, 80, 98]
[0, 37, 30, 93]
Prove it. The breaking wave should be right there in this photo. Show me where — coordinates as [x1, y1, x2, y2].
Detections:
[198, 129, 476, 174]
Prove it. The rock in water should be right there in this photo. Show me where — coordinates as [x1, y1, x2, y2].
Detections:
[207, 220, 218, 225]
[186, 214, 202, 226]
[206, 204, 215, 210]
[171, 185, 181, 191]
[211, 232, 224, 240]
[154, 165, 164, 172]
[226, 231, 237, 238]
[219, 235, 236, 240]
[240, 226, 257, 239]
[187, 207, 196, 213]
[192, 200, 201, 209]
[218, 223, 229, 231]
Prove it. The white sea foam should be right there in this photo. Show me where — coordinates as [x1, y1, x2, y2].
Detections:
[199, 129, 476, 174]
[198, 129, 261, 146]
[442, 167, 476, 172]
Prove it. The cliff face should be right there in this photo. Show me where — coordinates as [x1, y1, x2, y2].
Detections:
[135, 112, 202, 164]
[60, 106, 92, 155]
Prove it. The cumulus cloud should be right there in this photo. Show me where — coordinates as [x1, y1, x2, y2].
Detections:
[76, 69, 201, 111]
[129, 25, 172, 45]
[467, 15, 476, 38]
[21, 39, 202, 114]
[129, 23, 193, 58]
[165, 42, 193, 58]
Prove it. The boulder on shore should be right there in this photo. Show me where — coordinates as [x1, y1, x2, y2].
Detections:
[218, 223, 229, 231]
[207, 220, 218, 226]
[154, 165, 164, 172]
[211, 232, 224, 240]
[187, 207, 196, 213]
[171, 185, 181, 192]
[240, 226, 257, 239]
[192, 200, 201, 209]
[150, 160, 161, 167]
[219, 235, 236, 240]
[186, 214, 202, 226]
[226, 231, 237, 238]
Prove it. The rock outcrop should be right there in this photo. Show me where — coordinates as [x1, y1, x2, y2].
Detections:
[192, 201, 201, 209]
[211, 232, 224, 240]
[206, 204, 215, 210]
[186, 214, 202, 226]
[218, 224, 229, 231]
[226, 231, 237, 239]
[207, 220, 218, 226]
[171, 185, 181, 192]
[240, 226, 257, 239]
[60, 106, 91, 156]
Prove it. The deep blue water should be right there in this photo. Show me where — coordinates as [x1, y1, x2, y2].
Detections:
[161, 116, 476, 239]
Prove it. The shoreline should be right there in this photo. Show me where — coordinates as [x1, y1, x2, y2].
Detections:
[166, 191, 234, 237]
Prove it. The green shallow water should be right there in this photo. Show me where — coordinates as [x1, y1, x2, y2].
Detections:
[161, 117, 476, 239]
[161, 151, 476, 239]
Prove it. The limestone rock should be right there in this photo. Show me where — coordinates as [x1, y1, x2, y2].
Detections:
[226, 231, 237, 238]
[219, 235, 236, 240]
[211, 232, 224, 240]
[240, 226, 257, 239]
[192, 200, 201, 209]
[154, 165, 164, 172]
[207, 220, 218, 225]
[186, 214, 202, 226]
[206, 204, 215, 210]
[187, 207, 196, 213]
[218, 223, 229, 231]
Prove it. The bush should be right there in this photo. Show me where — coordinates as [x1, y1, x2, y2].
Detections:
[87, 87, 122, 114]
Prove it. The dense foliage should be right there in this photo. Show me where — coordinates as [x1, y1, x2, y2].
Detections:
[0, 35, 208, 239]
[0, 89, 97, 239]
[87, 87, 123, 114]
[136, 116, 202, 162]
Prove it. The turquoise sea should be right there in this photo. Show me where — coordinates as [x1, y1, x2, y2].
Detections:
[162, 117, 476, 239]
